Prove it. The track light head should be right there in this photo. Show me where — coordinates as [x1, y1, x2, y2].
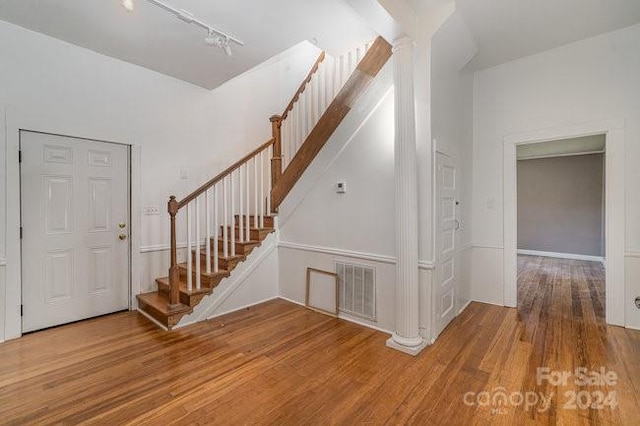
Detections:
[204, 30, 217, 46]
[204, 33, 233, 56]
[121, 0, 135, 12]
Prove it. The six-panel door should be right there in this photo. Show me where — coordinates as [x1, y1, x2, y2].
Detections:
[20, 131, 129, 332]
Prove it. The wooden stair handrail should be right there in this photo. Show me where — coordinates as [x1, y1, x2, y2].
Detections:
[281, 51, 326, 121]
[176, 138, 275, 210]
[271, 36, 392, 209]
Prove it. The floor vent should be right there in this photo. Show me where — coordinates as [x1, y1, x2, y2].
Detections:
[335, 262, 376, 321]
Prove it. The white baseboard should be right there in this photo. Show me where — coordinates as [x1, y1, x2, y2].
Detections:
[517, 249, 604, 263]
[136, 308, 168, 331]
[206, 296, 281, 321]
[458, 299, 472, 315]
[277, 296, 393, 335]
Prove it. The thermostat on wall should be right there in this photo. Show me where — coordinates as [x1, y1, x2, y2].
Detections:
[336, 182, 346, 193]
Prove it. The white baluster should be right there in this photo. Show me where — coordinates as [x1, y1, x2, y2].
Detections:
[319, 62, 327, 115]
[356, 46, 363, 65]
[334, 56, 344, 92]
[239, 164, 244, 243]
[254, 156, 259, 229]
[187, 203, 192, 291]
[205, 190, 211, 275]
[195, 197, 201, 290]
[305, 84, 312, 139]
[260, 150, 265, 229]
[311, 72, 318, 125]
[231, 170, 236, 256]
[245, 159, 251, 241]
[267, 145, 272, 215]
[213, 184, 219, 272]
[223, 176, 228, 259]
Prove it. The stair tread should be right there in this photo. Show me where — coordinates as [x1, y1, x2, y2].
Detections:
[214, 237, 261, 245]
[176, 262, 231, 276]
[225, 224, 275, 231]
[156, 277, 214, 295]
[137, 292, 192, 315]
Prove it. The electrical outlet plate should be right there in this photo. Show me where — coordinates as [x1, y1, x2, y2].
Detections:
[336, 182, 346, 193]
[144, 206, 159, 215]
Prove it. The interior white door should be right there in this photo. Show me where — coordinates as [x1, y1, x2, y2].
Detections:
[20, 131, 129, 332]
[433, 151, 458, 339]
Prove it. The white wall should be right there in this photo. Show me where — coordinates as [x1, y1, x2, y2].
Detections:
[277, 67, 398, 333]
[0, 20, 320, 340]
[471, 24, 640, 328]
[430, 11, 476, 314]
[277, 10, 477, 338]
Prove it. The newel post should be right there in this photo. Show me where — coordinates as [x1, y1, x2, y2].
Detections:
[270, 115, 283, 192]
[168, 196, 181, 309]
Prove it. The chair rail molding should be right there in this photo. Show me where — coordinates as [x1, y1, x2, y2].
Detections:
[278, 241, 435, 270]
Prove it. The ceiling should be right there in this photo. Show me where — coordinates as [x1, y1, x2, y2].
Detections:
[517, 135, 605, 160]
[0, 0, 375, 89]
[455, 0, 640, 70]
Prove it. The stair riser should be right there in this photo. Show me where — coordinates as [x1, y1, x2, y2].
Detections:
[137, 297, 189, 329]
[220, 226, 273, 242]
[177, 265, 227, 288]
[157, 281, 208, 307]
[211, 239, 259, 256]
[193, 251, 243, 270]
[234, 215, 274, 228]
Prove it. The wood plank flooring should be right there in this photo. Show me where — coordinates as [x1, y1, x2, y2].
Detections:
[0, 256, 638, 425]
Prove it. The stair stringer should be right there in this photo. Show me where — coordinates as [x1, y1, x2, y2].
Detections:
[276, 62, 393, 228]
[175, 230, 279, 328]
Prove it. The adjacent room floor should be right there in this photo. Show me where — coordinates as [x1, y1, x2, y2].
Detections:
[0, 258, 638, 424]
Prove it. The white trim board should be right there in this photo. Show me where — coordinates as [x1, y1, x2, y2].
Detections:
[503, 119, 625, 327]
[278, 241, 435, 270]
[0, 259, 6, 267]
[517, 249, 604, 263]
[278, 296, 393, 335]
[626, 252, 640, 258]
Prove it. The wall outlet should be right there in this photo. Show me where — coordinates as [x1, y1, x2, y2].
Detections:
[635, 297, 640, 309]
[336, 181, 346, 193]
[180, 168, 189, 179]
[144, 205, 159, 215]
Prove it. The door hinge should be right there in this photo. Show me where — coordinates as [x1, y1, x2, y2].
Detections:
[20, 227, 23, 239]
[21, 305, 23, 317]
[18, 150, 22, 163]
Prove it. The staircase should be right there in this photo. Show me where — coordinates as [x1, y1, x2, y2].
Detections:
[136, 36, 392, 330]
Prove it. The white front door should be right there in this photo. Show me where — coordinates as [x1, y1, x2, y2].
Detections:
[20, 131, 130, 332]
[433, 151, 458, 339]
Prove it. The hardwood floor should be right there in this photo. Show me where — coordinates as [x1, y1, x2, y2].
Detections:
[0, 257, 638, 425]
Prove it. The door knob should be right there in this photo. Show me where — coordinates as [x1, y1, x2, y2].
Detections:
[119, 234, 127, 241]
[119, 222, 127, 229]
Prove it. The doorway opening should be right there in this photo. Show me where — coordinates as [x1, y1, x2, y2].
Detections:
[515, 135, 605, 324]
[19, 130, 131, 333]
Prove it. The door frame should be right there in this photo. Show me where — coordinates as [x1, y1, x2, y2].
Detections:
[3, 106, 142, 340]
[503, 119, 625, 326]
[432, 140, 461, 341]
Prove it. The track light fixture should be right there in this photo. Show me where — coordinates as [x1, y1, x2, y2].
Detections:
[121, 0, 243, 56]
[121, 0, 134, 12]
